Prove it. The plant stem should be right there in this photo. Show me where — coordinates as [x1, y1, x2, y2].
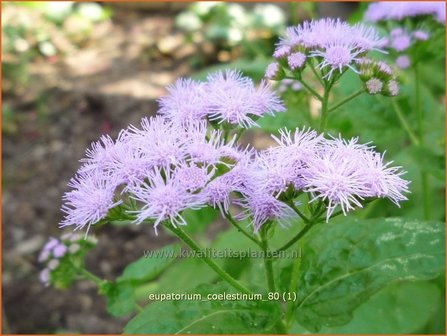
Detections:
[287, 201, 311, 224]
[318, 82, 331, 132]
[328, 89, 364, 113]
[224, 212, 262, 247]
[285, 245, 302, 328]
[259, 228, 288, 334]
[286, 75, 323, 101]
[80, 268, 103, 285]
[134, 303, 144, 313]
[164, 223, 253, 295]
[414, 63, 430, 220]
[390, 99, 420, 146]
[275, 222, 315, 253]
[309, 59, 325, 86]
[260, 229, 276, 293]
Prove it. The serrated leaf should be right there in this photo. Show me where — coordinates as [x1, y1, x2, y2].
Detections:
[294, 217, 445, 332]
[124, 282, 279, 334]
[117, 244, 179, 283]
[101, 281, 135, 317]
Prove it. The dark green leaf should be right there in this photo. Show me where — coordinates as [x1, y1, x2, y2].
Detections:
[101, 281, 135, 317]
[294, 217, 445, 332]
[124, 282, 279, 334]
[117, 244, 179, 283]
[154, 258, 217, 294]
[323, 280, 442, 333]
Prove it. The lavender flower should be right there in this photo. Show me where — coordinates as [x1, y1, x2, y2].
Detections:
[413, 30, 430, 41]
[38, 237, 59, 262]
[390, 32, 411, 52]
[396, 55, 411, 69]
[38, 234, 98, 287]
[273, 45, 291, 59]
[125, 116, 191, 169]
[265, 62, 281, 80]
[361, 151, 410, 205]
[184, 121, 235, 165]
[303, 135, 409, 220]
[277, 79, 302, 93]
[287, 52, 306, 70]
[127, 168, 207, 233]
[365, 2, 446, 24]
[236, 190, 297, 232]
[40, 269, 50, 287]
[273, 18, 387, 80]
[384, 79, 400, 96]
[79, 134, 117, 174]
[174, 163, 214, 192]
[53, 244, 68, 258]
[206, 70, 285, 128]
[158, 78, 208, 122]
[365, 78, 383, 94]
[60, 171, 122, 233]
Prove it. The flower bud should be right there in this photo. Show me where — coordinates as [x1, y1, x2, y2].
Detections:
[365, 78, 383, 95]
[265, 62, 284, 80]
[383, 79, 399, 96]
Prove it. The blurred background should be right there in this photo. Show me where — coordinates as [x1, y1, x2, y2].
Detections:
[2, 1, 444, 334]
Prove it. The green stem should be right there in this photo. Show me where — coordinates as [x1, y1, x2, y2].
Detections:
[309, 59, 325, 86]
[318, 82, 331, 132]
[414, 63, 430, 220]
[260, 229, 276, 292]
[390, 99, 420, 146]
[134, 302, 144, 313]
[288, 201, 311, 224]
[234, 128, 245, 143]
[286, 75, 322, 101]
[275, 222, 315, 253]
[224, 212, 262, 247]
[415, 63, 422, 143]
[164, 223, 253, 295]
[259, 228, 287, 334]
[328, 89, 364, 113]
[285, 245, 301, 327]
[79, 268, 103, 285]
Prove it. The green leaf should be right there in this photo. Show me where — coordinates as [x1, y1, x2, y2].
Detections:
[100, 281, 135, 317]
[124, 282, 279, 334]
[182, 206, 218, 234]
[294, 217, 445, 332]
[117, 244, 179, 283]
[155, 258, 217, 294]
[323, 280, 442, 333]
[406, 145, 445, 181]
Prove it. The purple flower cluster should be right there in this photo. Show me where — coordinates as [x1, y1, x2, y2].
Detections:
[385, 27, 434, 69]
[364, 2, 446, 25]
[61, 115, 252, 233]
[159, 70, 285, 128]
[251, 128, 410, 223]
[60, 65, 408, 236]
[268, 18, 389, 80]
[357, 58, 399, 96]
[38, 234, 96, 286]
